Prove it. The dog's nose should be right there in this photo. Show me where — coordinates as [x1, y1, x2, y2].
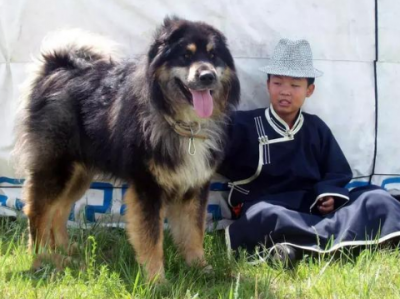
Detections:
[199, 71, 216, 85]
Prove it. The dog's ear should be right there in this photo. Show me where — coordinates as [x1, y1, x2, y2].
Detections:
[162, 15, 183, 29]
[161, 16, 187, 44]
[148, 40, 162, 62]
[148, 17, 187, 61]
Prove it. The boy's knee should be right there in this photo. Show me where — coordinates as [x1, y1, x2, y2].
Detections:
[362, 190, 398, 210]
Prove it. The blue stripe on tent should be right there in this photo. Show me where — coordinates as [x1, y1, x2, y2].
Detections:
[14, 198, 24, 211]
[0, 177, 393, 191]
[2, 177, 394, 221]
[0, 195, 25, 210]
[120, 205, 127, 215]
[0, 194, 7, 207]
[210, 182, 229, 191]
[0, 177, 24, 185]
[120, 184, 128, 215]
[381, 177, 400, 189]
[68, 204, 76, 221]
[0, 178, 25, 211]
[84, 182, 113, 222]
[207, 204, 222, 220]
[345, 181, 369, 189]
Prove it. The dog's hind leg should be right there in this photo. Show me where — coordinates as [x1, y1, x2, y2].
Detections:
[23, 166, 72, 253]
[23, 177, 58, 253]
[166, 183, 210, 269]
[124, 183, 166, 282]
[23, 161, 91, 268]
[50, 163, 92, 253]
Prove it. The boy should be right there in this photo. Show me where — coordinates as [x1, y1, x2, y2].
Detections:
[218, 39, 400, 264]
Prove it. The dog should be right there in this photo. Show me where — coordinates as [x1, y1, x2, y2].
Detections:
[14, 16, 240, 281]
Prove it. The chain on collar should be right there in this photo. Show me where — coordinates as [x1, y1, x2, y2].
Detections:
[164, 116, 208, 155]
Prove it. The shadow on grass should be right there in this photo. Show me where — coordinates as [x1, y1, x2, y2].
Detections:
[1, 219, 278, 298]
[299, 236, 400, 268]
[2, 217, 399, 298]
[0, 217, 27, 255]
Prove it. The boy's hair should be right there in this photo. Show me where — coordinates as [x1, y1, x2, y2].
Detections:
[267, 74, 315, 86]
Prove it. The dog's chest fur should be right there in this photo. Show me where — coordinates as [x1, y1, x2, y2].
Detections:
[149, 137, 216, 195]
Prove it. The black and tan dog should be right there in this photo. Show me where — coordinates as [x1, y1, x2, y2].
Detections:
[14, 17, 240, 281]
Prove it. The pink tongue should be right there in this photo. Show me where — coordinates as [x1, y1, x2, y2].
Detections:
[190, 89, 214, 118]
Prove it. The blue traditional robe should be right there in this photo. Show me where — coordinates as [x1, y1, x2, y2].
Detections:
[219, 106, 400, 253]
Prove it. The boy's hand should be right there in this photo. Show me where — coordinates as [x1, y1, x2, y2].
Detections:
[317, 196, 335, 214]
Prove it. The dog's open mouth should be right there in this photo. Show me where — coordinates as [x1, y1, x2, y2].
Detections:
[175, 78, 214, 118]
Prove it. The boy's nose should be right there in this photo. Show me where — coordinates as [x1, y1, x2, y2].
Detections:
[280, 89, 291, 96]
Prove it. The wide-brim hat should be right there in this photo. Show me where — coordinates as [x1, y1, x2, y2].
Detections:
[259, 39, 323, 78]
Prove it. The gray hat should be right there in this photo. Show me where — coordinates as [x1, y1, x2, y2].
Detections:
[259, 39, 323, 78]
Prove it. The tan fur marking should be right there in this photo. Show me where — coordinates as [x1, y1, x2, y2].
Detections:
[24, 163, 92, 255]
[23, 179, 56, 252]
[206, 43, 214, 52]
[148, 159, 177, 193]
[148, 157, 213, 197]
[124, 185, 166, 281]
[25, 200, 57, 252]
[108, 96, 122, 134]
[51, 164, 92, 250]
[220, 66, 231, 82]
[166, 198, 207, 267]
[187, 43, 197, 53]
[155, 64, 171, 82]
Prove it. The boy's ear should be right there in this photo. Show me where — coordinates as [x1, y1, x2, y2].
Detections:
[306, 84, 315, 97]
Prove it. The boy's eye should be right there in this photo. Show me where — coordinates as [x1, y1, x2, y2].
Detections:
[274, 82, 281, 86]
[292, 85, 300, 88]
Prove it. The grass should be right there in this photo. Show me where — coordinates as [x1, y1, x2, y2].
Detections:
[0, 217, 399, 299]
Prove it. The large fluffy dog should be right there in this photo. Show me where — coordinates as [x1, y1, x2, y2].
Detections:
[14, 17, 240, 280]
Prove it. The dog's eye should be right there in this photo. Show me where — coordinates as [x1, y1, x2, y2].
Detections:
[183, 52, 192, 60]
[209, 52, 215, 59]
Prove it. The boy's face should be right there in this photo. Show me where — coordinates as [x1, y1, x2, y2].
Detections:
[267, 75, 315, 123]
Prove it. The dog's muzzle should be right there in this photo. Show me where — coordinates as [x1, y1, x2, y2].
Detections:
[199, 70, 217, 86]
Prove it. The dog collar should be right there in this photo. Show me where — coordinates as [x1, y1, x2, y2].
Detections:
[164, 116, 207, 139]
[164, 116, 208, 155]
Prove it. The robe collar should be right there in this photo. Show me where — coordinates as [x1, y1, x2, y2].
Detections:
[265, 105, 304, 138]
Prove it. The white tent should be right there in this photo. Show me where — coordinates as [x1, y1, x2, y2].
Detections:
[0, 0, 399, 225]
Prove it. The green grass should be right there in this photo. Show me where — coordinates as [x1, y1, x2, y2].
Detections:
[0, 217, 399, 299]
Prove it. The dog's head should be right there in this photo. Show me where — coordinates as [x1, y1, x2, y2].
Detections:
[147, 17, 240, 121]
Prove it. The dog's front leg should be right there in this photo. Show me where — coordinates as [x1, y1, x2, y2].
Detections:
[166, 182, 210, 269]
[124, 183, 166, 282]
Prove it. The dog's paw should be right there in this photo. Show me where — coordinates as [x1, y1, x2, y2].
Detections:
[200, 264, 214, 276]
[31, 253, 75, 272]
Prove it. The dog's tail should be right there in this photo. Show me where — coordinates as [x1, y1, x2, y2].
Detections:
[38, 28, 122, 72]
[12, 29, 122, 177]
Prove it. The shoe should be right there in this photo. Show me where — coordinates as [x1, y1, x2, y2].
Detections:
[270, 243, 299, 268]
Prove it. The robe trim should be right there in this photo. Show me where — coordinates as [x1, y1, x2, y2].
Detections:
[254, 116, 271, 164]
[266, 106, 304, 138]
[227, 109, 305, 207]
[225, 225, 233, 259]
[309, 193, 350, 212]
[265, 231, 400, 256]
[226, 143, 264, 207]
[269, 105, 289, 131]
[243, 231, 400, 265]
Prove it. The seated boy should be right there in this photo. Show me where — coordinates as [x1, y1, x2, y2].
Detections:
[218, 39, 400, 264]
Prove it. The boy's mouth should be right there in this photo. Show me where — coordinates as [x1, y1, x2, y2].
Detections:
[278, 99, 291, 107]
